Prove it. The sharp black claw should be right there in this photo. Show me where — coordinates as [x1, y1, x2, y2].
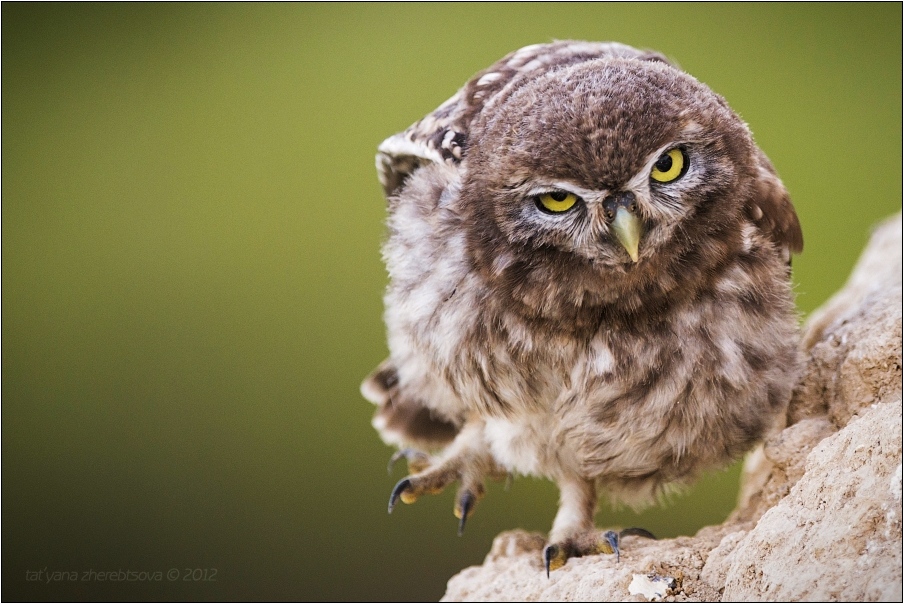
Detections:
[457, 491, 474, 536]
[603, 530, 621, 563]
[619, 527, 657, 541]
[543, 544, 558, 579]
[387, 448, 429, 475]
[388, 478, 411, 514]
[386, 449, 412, 475]
[387, 450, 406, 475]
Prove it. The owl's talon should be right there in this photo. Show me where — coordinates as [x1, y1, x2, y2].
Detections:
[543, 544, 554, 578]
[600, 530, 621, 563]
[387, 448, 430, 475]
[543, 543, 568, 578]
[619, 526, 657, 541]
[387, 450, 405, 475]
[610, 527, 657, 563]
[454, 490, 476, 536]
[388, 478, 411, 513]
[606, 527, 657, 563]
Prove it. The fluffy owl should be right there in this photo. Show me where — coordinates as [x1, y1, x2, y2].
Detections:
[361, 41, 803, 574]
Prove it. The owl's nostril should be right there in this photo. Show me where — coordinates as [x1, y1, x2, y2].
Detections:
[602, 191, 637, 223]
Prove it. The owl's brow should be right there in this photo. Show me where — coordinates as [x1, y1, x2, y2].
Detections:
[501, 180, 529, 191]
[527, 182, 604, 200]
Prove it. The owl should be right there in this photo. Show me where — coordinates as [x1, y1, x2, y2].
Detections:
[361, 41, 803, 574]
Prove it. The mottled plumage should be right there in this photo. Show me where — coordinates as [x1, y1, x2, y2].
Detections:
[362, 41, 802, 572]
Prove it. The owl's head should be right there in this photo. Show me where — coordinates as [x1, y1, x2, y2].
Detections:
[459, 57, 799, 313]
[466, 58, 751, 262]
[378, 42, 802, 317]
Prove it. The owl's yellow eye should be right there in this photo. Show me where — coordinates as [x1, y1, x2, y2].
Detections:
[537, 190, 579, 213]
[650, 148, 687, 183]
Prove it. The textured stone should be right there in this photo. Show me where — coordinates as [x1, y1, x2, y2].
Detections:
[718, 398, 902, 602]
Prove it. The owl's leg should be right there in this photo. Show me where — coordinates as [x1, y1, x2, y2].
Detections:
[550, 477, 598, 542]
[388, 421, 502, 535]
[543, 477, 597, 574]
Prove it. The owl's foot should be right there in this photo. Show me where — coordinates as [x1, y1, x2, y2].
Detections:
[387, 461, 488, 536]
[387, 423, 502, 535]
[543, 527, 656, 577]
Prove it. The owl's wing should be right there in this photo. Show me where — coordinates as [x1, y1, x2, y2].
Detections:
[748, 149, 804, 261]
[377, 41, 672, 197]
[361, 359, 458, 450]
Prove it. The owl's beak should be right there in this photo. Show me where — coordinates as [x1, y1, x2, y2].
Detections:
[612, 206, 641, 263]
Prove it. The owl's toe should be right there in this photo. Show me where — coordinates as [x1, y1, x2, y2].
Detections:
[386, 462, 462, 512]
[453, 482, 487, 536]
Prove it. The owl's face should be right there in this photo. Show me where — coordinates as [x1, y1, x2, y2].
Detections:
[460, 58, 759, 305]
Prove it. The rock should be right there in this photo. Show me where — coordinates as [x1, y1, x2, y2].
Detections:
[442, 214, 903, 602]
[442, 530, 722, 602]
[716, 397, 902, 602]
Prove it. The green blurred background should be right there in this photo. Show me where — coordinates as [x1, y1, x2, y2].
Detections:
[3, 3, 900, 601]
